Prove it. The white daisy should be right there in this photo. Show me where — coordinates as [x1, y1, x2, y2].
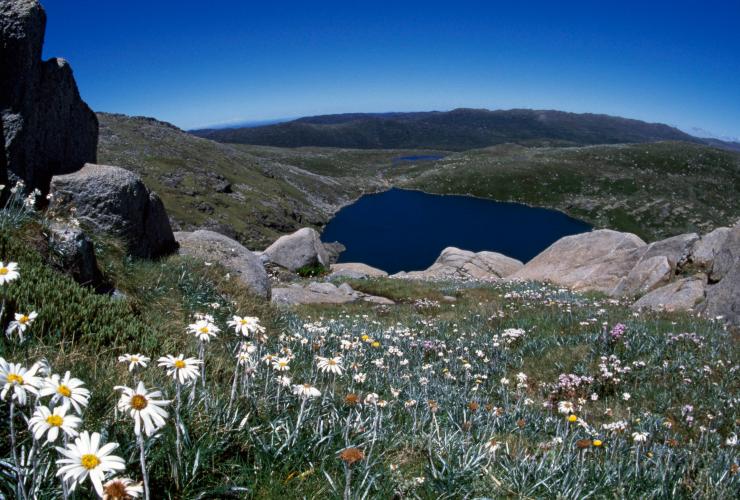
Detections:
[188, 319, 219, 342]
[157, 355, 201, 385]
[115, 381, 171, 436]
[316, 356, 344, 375]
[5, 311, 38, 340]
[39, 371, 91, 414]
[632, 431, 649, 443]
[28, 404, 81, 443]
[227, 315, 265, 336]
[557, 401, 575, 414]
[56, 431, 125, 497]
[0, 359, 41, 405]
[292, 383, 321, 398]
[117, 354, 150, 372]
[0, 261, 20, 285]
[272, 357, 291, 372]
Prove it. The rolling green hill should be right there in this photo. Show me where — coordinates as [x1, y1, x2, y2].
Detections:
[99, 113, 740, 246]
[191, 108, 699, 151]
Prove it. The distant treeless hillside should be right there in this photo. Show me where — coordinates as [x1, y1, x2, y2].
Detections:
[191, 108, 699, 150]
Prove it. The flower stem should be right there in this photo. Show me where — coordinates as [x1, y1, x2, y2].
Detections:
[9, 402, 28, 500]
[139, 434, 150, 500]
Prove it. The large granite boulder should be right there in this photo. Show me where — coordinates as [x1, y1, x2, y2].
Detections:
[394, 247, 523, 281]
[1, 0, 98, 191]
[630, 276, 706, 313]
[263, 227, 330, 271]
[690, 227, 731, 275]
[709, 225, 740, 282]
[612, 255, 672, 297]
[329, 262, 388, 280]
[49, 164, 176, 258]
[640, 233, 699, 269]
[510, 229, 646, 294]
[175, 230, 270, 298]
[271, 281, 393, 306]
[702, 260, 740, 328]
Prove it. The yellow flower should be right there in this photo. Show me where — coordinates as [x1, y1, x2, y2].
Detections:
[371, 341, 381, 348]
[592, 439, 603, 447]
[360, 335, 369, 342]
[567, 414, 578, 423]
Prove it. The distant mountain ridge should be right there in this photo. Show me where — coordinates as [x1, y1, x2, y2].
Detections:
[191, 108, 701, 151]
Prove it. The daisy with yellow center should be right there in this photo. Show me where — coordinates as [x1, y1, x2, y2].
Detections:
[115, 381, 171, 436]
[117, 353, 150, 372]
[157, 355, 201, 385]
[103, 477, 144, 499]
[188, 319, 219, 342]
[0, 261, 19, 285]
[5, 311, 37, 341]
[272, 357, 291, 372]
[0, 358, 41, 406]
[316, 355, 344, 375]
[29, 404, 81, 443]
[228, 315, 265, 336]
[39, 371, 90, 414]
[56, 431, 125, 497]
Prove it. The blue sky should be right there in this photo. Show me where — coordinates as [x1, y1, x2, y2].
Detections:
[42, 0, 740, 137]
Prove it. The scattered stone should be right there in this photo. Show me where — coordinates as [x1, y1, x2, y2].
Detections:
[630, 276, 706, 313]
[510, 229, 646, 294]
[393, 247, 523, 281]
[262, 227, 330, 271]
[175, 230, 270, 298]
[1, 0, 98, 190]
[47, 222, 104, 290]
[49, 164, 177, 258]
[329, 262, 388, 279]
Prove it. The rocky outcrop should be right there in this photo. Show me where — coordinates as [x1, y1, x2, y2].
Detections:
[329, 262, 388, 279]
[1, 0, 98, 191]
[702, 260, 740, 328]
[49, 164, 176, 258]
[393, 247, 523, 281]
[708, 225, 739, 282]
[47, 222, 104, 290]
[612, 256, 672, 296]
[630, 276, 707, 313]
[640, 233, 699, 269]
[690, 227, 731, 275]
[263, 227, 330, 271]
[510, 230, 646, 293]
[323, 242, 346, 264]
[271, 281, 393, 306]
[175, 230, 270, 298]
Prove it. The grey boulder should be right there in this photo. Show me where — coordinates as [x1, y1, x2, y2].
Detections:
[1, 0, 98, 190]
[47, 222, 104, 289]
[263, 227, 330, 271]
[702, 260, 740, 329]
[640, 233, 699, 269]
[690, 227, 731, 275]
[510, 229, 646, 294]
[271, 281, 393, 306]
[709, 224, 740, 282]
[630, 276, 706, 313]
[175, 230, 270, 298]
[394, 247, 523, 281]
[329, 262, 388, 279]
[612, 255, 672, 297]
[49, 164, 176, 258]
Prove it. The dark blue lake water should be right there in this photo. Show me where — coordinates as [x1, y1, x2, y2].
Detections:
[322, 188, 592, 274]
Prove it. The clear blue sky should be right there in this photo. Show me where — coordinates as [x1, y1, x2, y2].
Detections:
[42, 0, 740, 137]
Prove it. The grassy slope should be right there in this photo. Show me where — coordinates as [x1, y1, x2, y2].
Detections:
[97, 113, 448, 249]
[1, 218, 738, 498]
[394, 141, 740, 240]
[99, 114, 740, 245]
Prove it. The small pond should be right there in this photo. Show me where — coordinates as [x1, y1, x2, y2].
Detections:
[321, 188, 592, 274]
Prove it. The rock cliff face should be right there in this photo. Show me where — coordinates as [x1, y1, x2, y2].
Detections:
[0, 0, 98, 191]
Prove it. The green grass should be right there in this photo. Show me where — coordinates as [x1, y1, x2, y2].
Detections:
[1, 215, 738, 498]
